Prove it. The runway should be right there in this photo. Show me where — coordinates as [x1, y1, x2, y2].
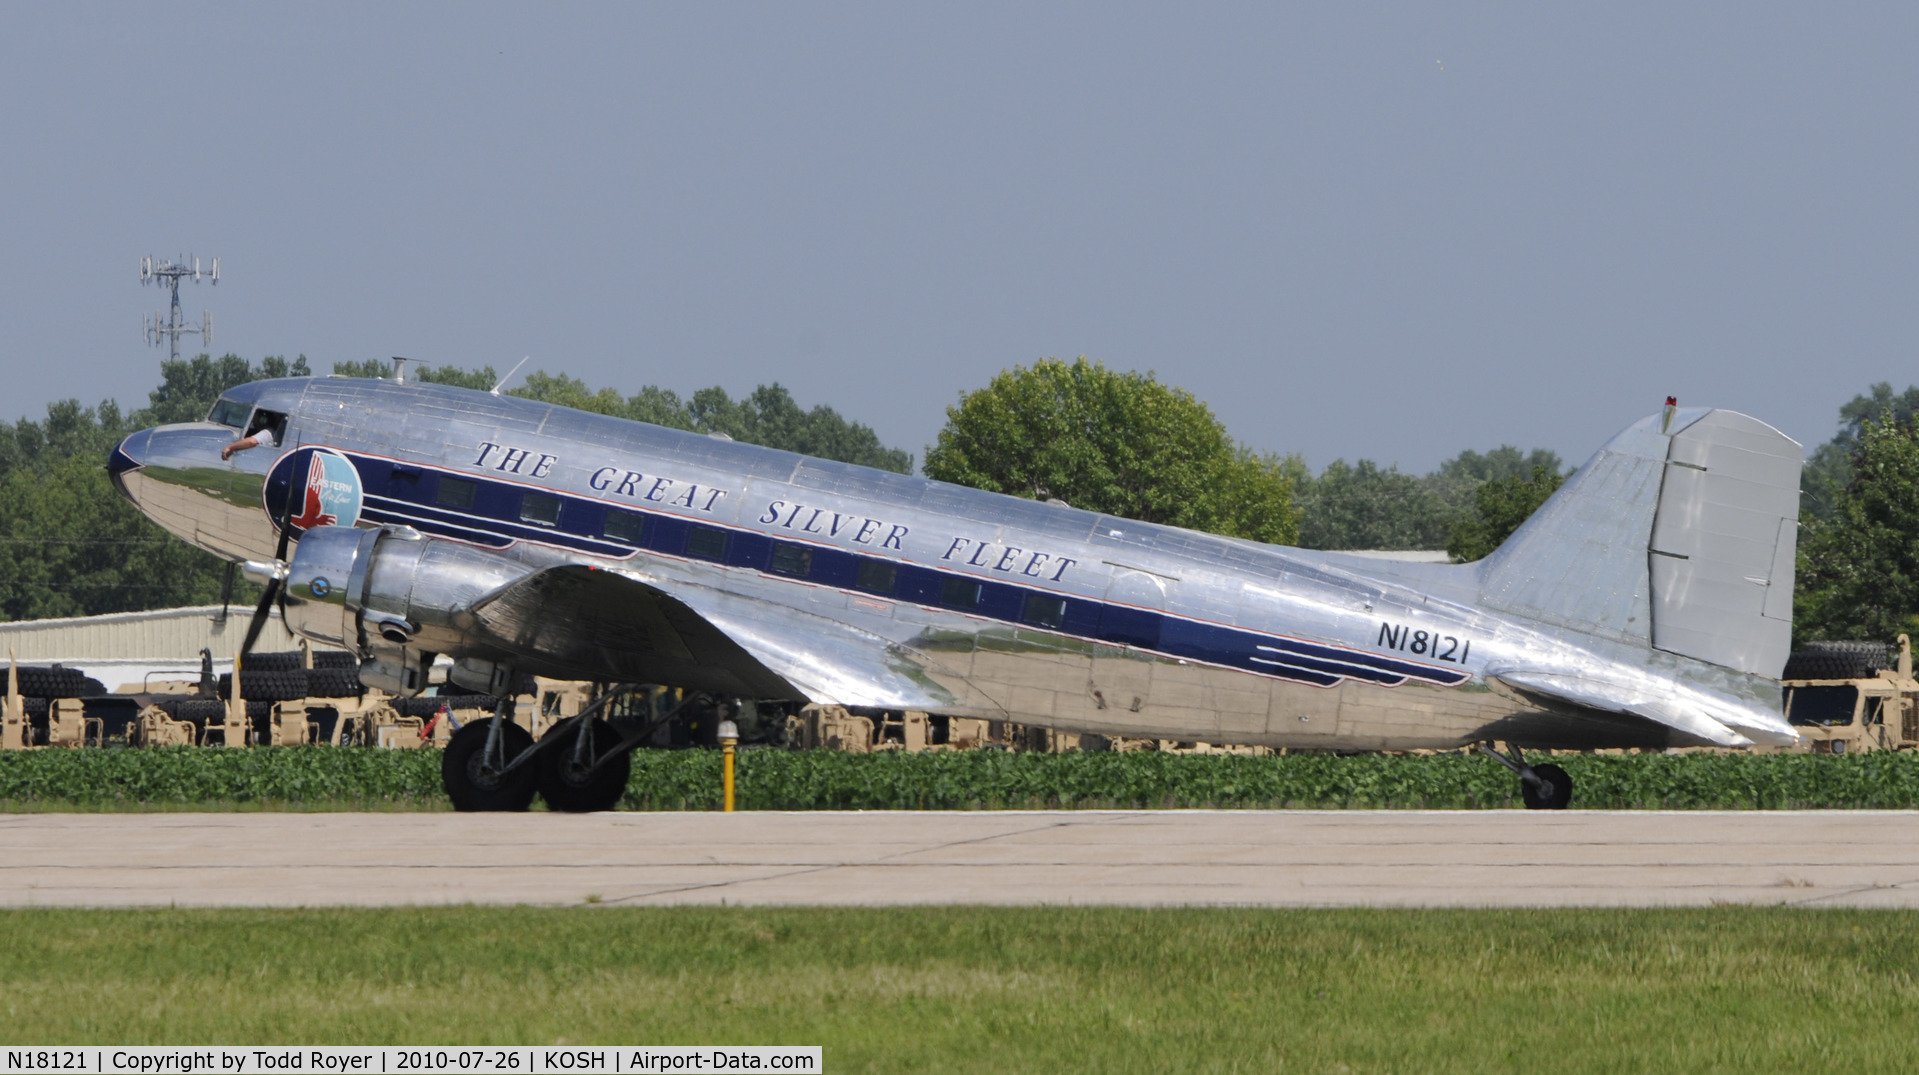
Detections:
[3, 810, 1918, 908]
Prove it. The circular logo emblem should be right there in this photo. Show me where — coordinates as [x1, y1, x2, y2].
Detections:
[309, 577, 331, 598]
[282, 448, 365, 534]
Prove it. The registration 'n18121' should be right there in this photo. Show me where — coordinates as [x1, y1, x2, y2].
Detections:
[1378, 622, 1471, 663]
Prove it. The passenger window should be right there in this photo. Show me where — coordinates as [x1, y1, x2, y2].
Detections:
[520, 492, 561, 526]
[1022, 594, 1067, 629]
[855, 560, 897, 593]
[207, 398, 250, 429]
[941, 576, 983, 609]
[437, 477, 477, 509]
[603, 509, 644, 544]
[770, 544, 812, 577]
[687, 526, 729, 560]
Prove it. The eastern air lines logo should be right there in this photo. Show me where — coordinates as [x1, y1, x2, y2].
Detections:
[284, 448, 364, 534]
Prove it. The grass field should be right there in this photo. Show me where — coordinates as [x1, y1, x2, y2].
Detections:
[1, 907, 1915, 1072]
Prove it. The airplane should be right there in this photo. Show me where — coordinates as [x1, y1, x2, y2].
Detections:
[109, 375, 1804, 812]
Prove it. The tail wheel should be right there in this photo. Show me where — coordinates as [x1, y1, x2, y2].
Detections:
[537, 718, 631, 813]
[442, 719, 537, 812]
[1522, 762, 1573, 810]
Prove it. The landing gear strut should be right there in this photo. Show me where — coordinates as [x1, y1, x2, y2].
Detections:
[439, 681, 685, 813]
[537, 717, 630, 813]
[1477, 741, 1573, 810]
[442, 697, 537, 812]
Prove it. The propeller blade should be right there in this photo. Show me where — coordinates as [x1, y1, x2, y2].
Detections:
[240, 577, 281, 658]
[239, 529, 293, 660]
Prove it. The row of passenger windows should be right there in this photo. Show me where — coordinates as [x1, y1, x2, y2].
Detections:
[421, 473, 1069, 628]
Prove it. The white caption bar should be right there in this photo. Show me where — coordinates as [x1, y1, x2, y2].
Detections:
[0, 1048, 822, 1075]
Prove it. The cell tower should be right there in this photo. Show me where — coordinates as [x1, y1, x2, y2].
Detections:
[141, 255, 218, 362]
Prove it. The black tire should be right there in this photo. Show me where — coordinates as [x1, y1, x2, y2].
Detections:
[312, 651, 359, 670]
[442, 719, 538, 812]
[537, 718, 630, 813]
[1783, 641, 1891, 681]
[218, 669, 309, 702]
[244, 651, 307, 673]
[170, 699, 227, 738]
[394, 696, 457, 719]
[1522, 763, 1573, 810]
[12, 666, 95, 698]
[306, 668, 365, 698]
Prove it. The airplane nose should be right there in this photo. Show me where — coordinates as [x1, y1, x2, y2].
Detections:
[107, 429, 149, 500]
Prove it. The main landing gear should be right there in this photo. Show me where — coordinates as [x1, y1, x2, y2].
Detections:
[442, 682, 680, 813]
[1476, 741, 1573, 810]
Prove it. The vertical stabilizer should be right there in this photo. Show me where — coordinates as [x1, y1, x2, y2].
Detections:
[1479, 408, 1801, 677]
[1646, 411, 1800, 675]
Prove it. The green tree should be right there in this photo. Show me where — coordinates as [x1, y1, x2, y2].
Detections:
[333, 364, 910, 471]
[1794, 418, 1919, 642]
[0, 353, 307, 621]
[1444, 465, 1568, 562]
[689, 384, 910, 472]
[1293, 460, 1453, 550]
[1801, 383, 1919, 520]
[922, 358, 1298, 544]
[331, 359, 498, 392]
[145, 354, 310, 425]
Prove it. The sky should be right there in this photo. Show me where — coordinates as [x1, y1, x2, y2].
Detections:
[3, 3, 1915, 473]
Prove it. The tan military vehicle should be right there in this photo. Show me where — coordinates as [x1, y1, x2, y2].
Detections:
[1781, 635, 1919, 754]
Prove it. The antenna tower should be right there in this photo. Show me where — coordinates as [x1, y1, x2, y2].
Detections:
[140, 255, 218, 362]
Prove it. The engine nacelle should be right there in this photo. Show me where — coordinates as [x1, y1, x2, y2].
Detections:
[280, 524, 536, 695]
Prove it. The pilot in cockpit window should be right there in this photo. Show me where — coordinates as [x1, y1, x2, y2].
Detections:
[222, 410, 288, 460]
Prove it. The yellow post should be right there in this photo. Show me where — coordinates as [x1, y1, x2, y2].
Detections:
[228, 649, 249, 748]
[3, 647, 24, 751]
[718, 717, 739, 812]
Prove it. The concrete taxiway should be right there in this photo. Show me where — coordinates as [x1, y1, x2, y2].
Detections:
[3, 810, 1917, 908]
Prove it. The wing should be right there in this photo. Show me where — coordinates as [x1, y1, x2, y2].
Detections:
[464, 565, 1000, 714]
[463, 565, 798, 698]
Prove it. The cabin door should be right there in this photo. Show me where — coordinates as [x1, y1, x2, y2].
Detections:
[1090, 570, 1167, 718]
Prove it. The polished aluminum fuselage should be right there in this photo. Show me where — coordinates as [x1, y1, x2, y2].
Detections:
[112, 376, 1791, 751]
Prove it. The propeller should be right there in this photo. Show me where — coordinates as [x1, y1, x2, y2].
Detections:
[239, 526, 291, 659]
[238, 463, 300, 663]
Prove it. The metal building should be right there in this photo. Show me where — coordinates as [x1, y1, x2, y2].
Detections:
[0, 606, 337, 693]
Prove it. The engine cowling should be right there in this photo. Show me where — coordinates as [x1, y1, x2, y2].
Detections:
[280, 524, 535, 694]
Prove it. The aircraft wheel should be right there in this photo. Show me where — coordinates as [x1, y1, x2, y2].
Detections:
[537, 718, 631, 813]
[1522, 763, 1573, 810]
[442, 719, 537, 812]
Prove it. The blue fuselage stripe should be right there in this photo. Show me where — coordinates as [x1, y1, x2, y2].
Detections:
[326, 448, 1468, 692]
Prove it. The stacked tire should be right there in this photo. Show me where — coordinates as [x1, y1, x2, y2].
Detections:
[1782, 641, 1892, 681]
[8, 664, 107, 746]
[9, 664, 106, 699]
[216, 669, 309, 702]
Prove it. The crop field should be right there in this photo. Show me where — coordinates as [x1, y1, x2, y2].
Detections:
[5, 746, 1919, 810]
[0, 906, 1914, 1072]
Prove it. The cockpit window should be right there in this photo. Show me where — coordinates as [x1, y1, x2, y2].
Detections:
[208, 398, 251, 429]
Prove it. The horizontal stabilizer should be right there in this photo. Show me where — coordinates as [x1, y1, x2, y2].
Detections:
[1490, 667, 1798, 748]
